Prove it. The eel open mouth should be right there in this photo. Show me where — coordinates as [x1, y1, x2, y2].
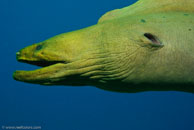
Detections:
[18, 59, 65, 67]
[13, 58, 68, 84]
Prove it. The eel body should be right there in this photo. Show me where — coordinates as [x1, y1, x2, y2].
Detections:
[14, 0, 194, 93]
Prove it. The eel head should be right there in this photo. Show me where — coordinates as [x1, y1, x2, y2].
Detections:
[13, 26, 107, 86]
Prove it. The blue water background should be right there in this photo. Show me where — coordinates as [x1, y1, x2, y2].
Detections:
[0, 0, 194, 130]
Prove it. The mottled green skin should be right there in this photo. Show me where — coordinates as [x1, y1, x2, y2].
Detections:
[13, 0, 194, 93]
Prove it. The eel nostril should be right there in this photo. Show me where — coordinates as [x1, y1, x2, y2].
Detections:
[16, 52, 21, 56]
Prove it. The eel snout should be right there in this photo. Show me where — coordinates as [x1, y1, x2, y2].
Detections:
[13, 43, 69, 84]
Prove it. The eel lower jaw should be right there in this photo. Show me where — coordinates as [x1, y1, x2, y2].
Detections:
[13, 60, 67, 84]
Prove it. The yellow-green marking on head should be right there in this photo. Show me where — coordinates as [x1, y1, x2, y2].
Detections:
[14, 0, 194, 93]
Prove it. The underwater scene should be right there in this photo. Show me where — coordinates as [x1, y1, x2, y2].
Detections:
[0, 0, 194, 130]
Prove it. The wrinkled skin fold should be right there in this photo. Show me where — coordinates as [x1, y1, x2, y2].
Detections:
[13, 0, 194, 93]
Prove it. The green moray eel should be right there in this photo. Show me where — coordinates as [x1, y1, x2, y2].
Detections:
[13, 0, 194, 93]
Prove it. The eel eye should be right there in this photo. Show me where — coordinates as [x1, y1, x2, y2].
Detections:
[144, 33, 163, 47]
[36, 45, 42, 51]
